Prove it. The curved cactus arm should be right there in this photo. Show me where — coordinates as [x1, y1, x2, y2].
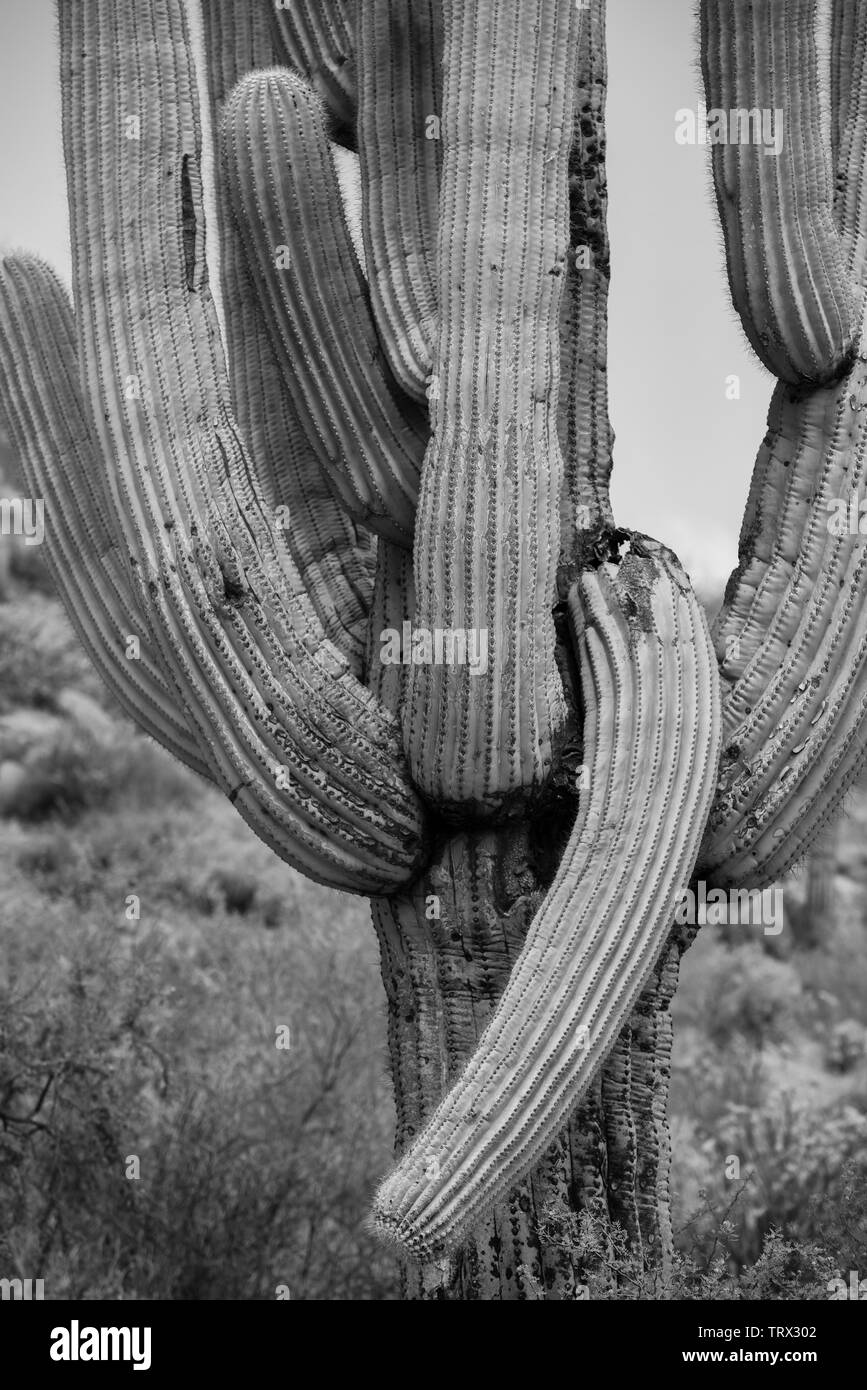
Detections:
[699, 1, 867, 885]
[356, 0, 443, 404]
[267, 0, 356, 143]
[405, 0, 578, 816]
[0, 255, 211, 781]
[702, 357, 867, 885]
[200, 0, 375, 674]
[372, 541, 722, 1257]
[54, 0, 425, 893]
[701, 0, 861, 385]
[220, 69, 426, 547]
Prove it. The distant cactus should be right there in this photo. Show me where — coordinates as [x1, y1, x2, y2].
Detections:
[0, 0, 865, 1299]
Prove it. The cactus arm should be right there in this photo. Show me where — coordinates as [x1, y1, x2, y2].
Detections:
[200, 0, 375, 674]
[702, 357, 867, 885]
[699, 1, 867, 885]
[55, 0, 425, 893]
[373, 542, 722, 1256]
[150, 409, 424, 891]
[220, 69, 425, 546]
[356, 0, 443, 404]
[268, 0, 356, 144]
[405, 0, 579, 815]
[0, 255, 211, 780]
[701, 0, 861, 385]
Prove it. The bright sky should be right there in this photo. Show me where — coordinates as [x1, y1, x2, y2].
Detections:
[0, 0, 771, 596]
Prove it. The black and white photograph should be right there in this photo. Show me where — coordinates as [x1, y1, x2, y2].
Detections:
[0, 0, 865, 1355]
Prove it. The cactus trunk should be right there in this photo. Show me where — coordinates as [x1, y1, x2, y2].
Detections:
[373, 824, 683, 1298]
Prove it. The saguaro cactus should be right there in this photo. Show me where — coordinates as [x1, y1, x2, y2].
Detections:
[1, 0, 866, 1299]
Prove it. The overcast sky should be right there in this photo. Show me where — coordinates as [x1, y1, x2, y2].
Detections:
[0, 0, 771, 595]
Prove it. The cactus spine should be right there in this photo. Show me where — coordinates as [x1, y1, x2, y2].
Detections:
[1, 0, 866, 1298]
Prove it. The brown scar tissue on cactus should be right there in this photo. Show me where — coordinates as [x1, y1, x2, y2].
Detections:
[0, 0, 865, 1299]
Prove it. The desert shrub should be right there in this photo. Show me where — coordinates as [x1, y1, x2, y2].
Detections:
[680, 1092, 867, 1268]
[8, 726, 127, 822]
[208, 869, 258, 917]
[671, 918, 867, 1277]
[675, 936, 801, 1049]
[0, 594, 100, 713]
[530, 1199, 841, 1301]
[825, 1019, 867, 1074]
[0, 442, 52, 595]
[0, 860, 398, 1300]
[798, 924, 867, 1031]
[4, 718, 203, 830]
[813, 1156, 867, 1275]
